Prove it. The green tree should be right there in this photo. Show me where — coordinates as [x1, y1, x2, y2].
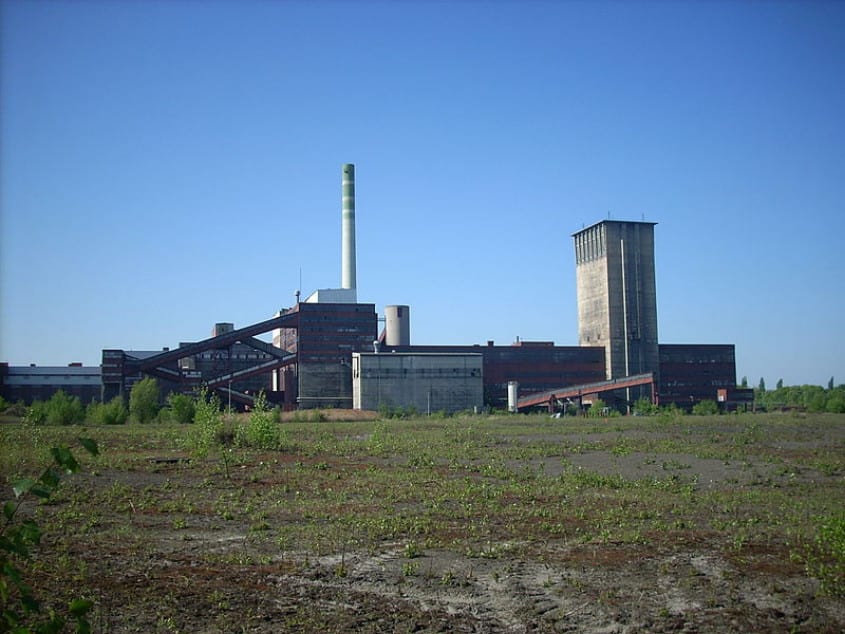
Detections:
[758, 377, 766, 392]
[87, 396, 129, 425]
[45, 390, 85, 426]
[826, 391, 845, 413]
[807, 387, 828, 413]
[776, 378, 783, 390]
[129, 377, 160, 423]
[167, 392, 196, 424]
[740, 376, 748, 388]
[829, 376, 835, 391]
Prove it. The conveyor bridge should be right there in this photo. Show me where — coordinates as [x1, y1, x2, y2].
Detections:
[517, 372, 656, 412]
[137, 312, 299, 407]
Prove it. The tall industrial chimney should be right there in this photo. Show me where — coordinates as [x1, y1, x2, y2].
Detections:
[341, 163, 356, 291]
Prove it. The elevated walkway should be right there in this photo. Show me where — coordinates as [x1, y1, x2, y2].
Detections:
[135, 311, 300, 406]
[517, 372, 656, 411]
[138, 312, 298, 372]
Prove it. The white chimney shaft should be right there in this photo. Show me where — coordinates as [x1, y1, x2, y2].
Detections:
[341, 163, 356, 291]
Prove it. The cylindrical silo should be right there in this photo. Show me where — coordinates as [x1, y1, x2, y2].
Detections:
[384, 305, 410, 346]
[507, 381, 519, 413]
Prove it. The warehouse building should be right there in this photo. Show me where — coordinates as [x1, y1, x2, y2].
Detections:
[378, 339, 606, 410]
[352, 352, 483, 414]
[0, 363, 101, 405]
[659, 344, 751, 410]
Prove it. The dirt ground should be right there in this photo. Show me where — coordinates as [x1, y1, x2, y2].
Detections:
[4, 414, 845, 633]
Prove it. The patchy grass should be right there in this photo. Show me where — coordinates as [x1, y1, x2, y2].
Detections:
[2, 412, 844, 632]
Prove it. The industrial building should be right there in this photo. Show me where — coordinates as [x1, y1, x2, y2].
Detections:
[378, 341, 605, 410]
[573, 220, 660, 402]
[1, 164, 747, 413]
[352, 352, 483, 414]
[0, 363, 102, 405]
[272, 301, 378, 409]
[658, 344, 750, 408]
[101, 323, 286, 406]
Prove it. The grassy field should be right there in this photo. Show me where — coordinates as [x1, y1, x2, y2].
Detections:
[2, 412, 844, 632]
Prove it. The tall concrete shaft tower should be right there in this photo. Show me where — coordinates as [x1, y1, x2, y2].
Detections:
[573, 220, 659, 384]
[341, 163, 356, 291]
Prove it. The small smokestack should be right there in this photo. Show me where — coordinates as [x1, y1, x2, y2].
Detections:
[341, 163, 356, 291]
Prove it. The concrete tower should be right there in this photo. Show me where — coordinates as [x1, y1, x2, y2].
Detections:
[573, 220, 659, 385]
[341, 163, 356, 292]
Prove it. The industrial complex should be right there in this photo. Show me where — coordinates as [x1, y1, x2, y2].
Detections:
[1, 164, 752, 414]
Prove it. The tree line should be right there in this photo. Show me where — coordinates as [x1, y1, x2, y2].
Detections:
[2, 378, 213, 426]
[740, 376, 845, 413]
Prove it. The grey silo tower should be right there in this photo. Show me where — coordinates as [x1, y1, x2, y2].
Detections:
[573, 220, 659, 387]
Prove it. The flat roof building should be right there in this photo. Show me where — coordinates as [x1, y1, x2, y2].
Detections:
[353, 352, 483, 414]
[0, 363, 102, 405]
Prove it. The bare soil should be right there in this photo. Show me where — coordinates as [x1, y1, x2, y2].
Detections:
[3, 414, 844, 633]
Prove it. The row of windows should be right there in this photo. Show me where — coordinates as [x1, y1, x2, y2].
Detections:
[354, 368, 481, 379]
[5, 375, 100, 383]
[197, 352, 272, 361]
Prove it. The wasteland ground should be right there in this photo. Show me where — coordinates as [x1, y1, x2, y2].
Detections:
[1, 412, 844, 633]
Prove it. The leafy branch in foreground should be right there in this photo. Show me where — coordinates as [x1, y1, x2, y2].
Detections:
[1, 437, 99, 633]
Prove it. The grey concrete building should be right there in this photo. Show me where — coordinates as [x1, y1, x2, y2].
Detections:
[352, 352, 483, 414]
[573, 220, 659, 389]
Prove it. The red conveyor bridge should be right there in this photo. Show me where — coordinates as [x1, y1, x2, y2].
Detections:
[516, 372, 656, 412]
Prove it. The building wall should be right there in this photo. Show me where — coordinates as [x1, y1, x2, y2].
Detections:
[0, 363, 102, 405]
[574, 221, 659, 399]
[380, 343, 606, 409]
[353, 353, 483, 414]
[274, 302, 378, 408]
[298, 361, 354, 409]
[659, 344, 737, 408]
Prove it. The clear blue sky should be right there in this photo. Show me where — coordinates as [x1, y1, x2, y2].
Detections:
[1, 0, 843, 388]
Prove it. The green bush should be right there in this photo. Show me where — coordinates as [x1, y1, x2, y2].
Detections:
[88, 396, 129, 425]
[43, 390, 85, 426]
[378, 403, 419, 419]
[691, 399, 719, 416]
[633, 397, 659, 416]
[4, 400, 27, 417]
[587, 398, 609, 418]
[168, 392, 196, 424]
[237, 391, 283, 449]
[23, 401, 48, 425]
[129, 377, 160, 423]
[826, 394, 845, 414]
[190, 388, 223, 458]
